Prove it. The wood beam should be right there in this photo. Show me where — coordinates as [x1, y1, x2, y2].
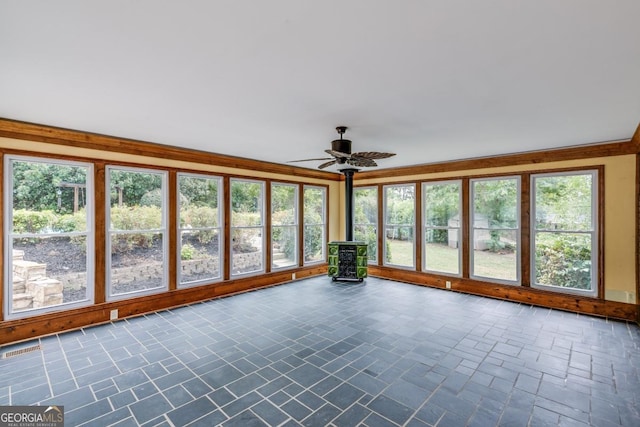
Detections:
[0, 119, 341, 182]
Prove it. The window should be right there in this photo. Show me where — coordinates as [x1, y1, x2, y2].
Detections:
[532, 171, 598, 296]
[107, 167, 168, 299]
[4, 156, 94, 318]
[231, 179, 265, 276]
[303, 185, 326, 263]
[354, 186, 378, 263]
[471, 177, 520, 283]
[271, 182, 298, 269]
[384, 184, 415, 268]
[423, 180, 461, 275]
[178, 173, 222, 287]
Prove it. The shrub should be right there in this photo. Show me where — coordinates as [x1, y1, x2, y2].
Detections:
[53, 210, 87, 233]
[181, 243, 196, 260]
[110, 206, 162, 253]
[232, 211, 261, 227]
[272, 210, 296, 261]
[303, 208, 323, 261]
[110, 205, 162, 230]
[535, 234, 591, 289]
[12, 209, 56, 233]
[355, 225, 378, 262]
[53, 214, 78, 233]
[181, 206, 219, 244]
[273, 225, 296, 261]
[140, 189, 163, 207]
[272, 210, 295, 226]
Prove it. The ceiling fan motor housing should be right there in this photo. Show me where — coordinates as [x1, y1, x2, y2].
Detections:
[331, 138, 352, 154]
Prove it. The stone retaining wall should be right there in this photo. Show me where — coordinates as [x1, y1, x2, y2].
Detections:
[13, 251, 260, 310]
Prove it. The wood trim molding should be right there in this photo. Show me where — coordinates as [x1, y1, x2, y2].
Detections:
[461, 178, 470, 278]
[0, 154, 3, 320]
[168, 171, 178, 291]
[597, 165, 606, 300]
[414, 182, 422, 272]
[94, 163, 106, 304]
[223, 176, 231, 281]
[369, 267, 638, 322]
[520, 173, 531, 287]
[356, 139, 635, 180]
[632, 122, 640, 148]
[0, 118, 341, 182]
[265, 180, 272, 273]
[637, 154, 640, 324]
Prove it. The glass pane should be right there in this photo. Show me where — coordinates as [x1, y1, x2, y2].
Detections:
[385, 185, 415, 225]
[109, 169, 164, 230]
[231, 180, 263, 226]
[473, 179, 518, 228]
[424, 182, 460, 227]
[304, 187, 325, 225]
[110, 232, 165, 295]
[354, 187, 378, 225]
[535, 232, 592, 290]
[180, 230, 221, 284]
[472, 229, 517, 281]
[385, 226, 414, 267]
[535, 174, 593, 231]
[425, 229, 459, 274]
[272, 225, 297, 268]
[354, 224, 377, 262]
[11, 160, 89, 233]
[11, 236, 88, 313]
[231, 228, 263, 274]
[304, 225, 324, 262]
[272, 184, 297, 226]
[179, 175, 220, 228]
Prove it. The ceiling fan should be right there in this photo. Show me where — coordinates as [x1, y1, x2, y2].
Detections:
[289, 126, 396, 169]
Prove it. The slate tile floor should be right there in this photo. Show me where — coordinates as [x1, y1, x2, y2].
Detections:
[1, 276, 639, 426]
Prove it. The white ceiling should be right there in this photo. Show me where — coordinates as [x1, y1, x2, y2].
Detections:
[2, 1, 639, 172]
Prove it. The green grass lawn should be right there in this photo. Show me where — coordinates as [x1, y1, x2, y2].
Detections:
[387, 239, 516, 280]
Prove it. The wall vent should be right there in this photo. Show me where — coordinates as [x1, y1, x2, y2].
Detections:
[2, 344, 41, 359]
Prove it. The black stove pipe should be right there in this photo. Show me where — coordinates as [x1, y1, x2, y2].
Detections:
[342, 168, 358, 241]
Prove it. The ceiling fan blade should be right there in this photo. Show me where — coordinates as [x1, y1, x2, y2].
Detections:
[288, 157, 334, 163]
[348, 157, 377, 167]
[318, 160, 337, 169]
[351, 151, 396, 160]
[325, 149, 350, 159]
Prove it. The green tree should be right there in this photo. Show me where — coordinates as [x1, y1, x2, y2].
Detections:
[385, 185, 415, 241]
[12, 160, 88, 213]
[272, 184, 296, 224]
[303, 187, 325, 261]
[473, 179, 518, 228]
[424, 182, 459, 243]
[473, 179, 518, 252]
[109, 169, 163, 207]
[354, 187, 379, 261]
[535, 174, 592, 230]
[231, 180, 262, 213]
[179, 175, 219, 208]
[354, 188, 377, 225]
